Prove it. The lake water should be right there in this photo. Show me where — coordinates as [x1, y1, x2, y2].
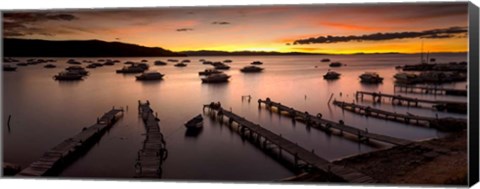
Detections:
[2, 53, 468, 181]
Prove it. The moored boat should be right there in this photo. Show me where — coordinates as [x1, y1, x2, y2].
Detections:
[223, 59, 232, 63]
[329, 62, 342, 67]
[240, 65, 263, 73]
[174, 63, 187, 67]
[66, 66, 89, 75]
[323, 71, 341, 80]
[53, 71, 83, 81]
[199, 69, 222, 76]
[251, 61, 263, 65]
[44, 64, 56, 68]
[136, 71, 165, 81]
[201, 73, 231, 83]
[321, 58, 331, 62]
[154, 60, 167, 66]
[359, 72, 384, 84]
[185, 114, 203, 129]
[212, 62, 230, 70]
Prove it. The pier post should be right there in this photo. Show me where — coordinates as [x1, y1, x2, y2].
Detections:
[7, 115, 11, 132]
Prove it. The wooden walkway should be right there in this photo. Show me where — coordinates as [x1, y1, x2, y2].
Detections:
[394, 85, 467, 96]
[355, 91, 467, 114]
[258, 99, 411, 146]
[17, 108, 124, 176]
[203, 103, 377, 183]
[135, 101, 167, 178]
[332, 100, 466, 131]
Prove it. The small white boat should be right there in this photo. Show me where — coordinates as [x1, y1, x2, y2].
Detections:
[360, 72, 384, 83]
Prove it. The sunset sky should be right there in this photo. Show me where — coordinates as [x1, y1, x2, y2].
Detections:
[2, 2, 469, 54]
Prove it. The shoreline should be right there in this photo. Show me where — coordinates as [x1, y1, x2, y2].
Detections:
[284, 129, 468, 185]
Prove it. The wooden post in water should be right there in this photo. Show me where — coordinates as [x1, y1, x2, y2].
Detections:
[7, 115, 12, 132]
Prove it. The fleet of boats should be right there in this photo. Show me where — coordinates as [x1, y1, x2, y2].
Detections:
[3, 57, 467, 86]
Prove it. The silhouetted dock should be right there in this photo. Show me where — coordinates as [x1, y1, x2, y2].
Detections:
[332, 100, 466, 131]
[17, 108, 124, 176]
[136, 101, 167, 178]
[258, 98, 411, 146]
[394, 85, 467, 96]
[355, 91, 467, 114]
[203, 103, 376, 183]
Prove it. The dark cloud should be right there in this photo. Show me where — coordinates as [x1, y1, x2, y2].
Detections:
[3, 12, 78, 37]
[212, 21, 230, 25]
[176, 28, 193, 32]
[291, 26, 467, 45]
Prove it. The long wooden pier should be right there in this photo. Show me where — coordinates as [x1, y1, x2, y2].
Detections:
[355, 91, 467, 114]
[258, 99, 411, 146]
[135, 101, 167, 178]
[394, 85, 467, 96]
[203, 103, 377, 183]
[332, 100, 466, 131]
[17, 108, 124, 176]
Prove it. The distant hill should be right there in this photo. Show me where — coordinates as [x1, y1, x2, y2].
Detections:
[181, 50, 325, 56]
[3, 38, 184, 57]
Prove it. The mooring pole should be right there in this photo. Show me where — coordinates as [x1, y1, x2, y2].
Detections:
[7, 115, 12, 132]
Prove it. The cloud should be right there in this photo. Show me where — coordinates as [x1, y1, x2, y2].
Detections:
[3, 12, 78, 37]
[212, 21, 230, 25]
[176, 28, 194, 32]
[291, 26, 467, 45]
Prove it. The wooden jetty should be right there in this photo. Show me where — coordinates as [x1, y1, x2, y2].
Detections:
[203, 103, 377, 183]
[355, 91, 467, 114]
[332, 100, 466, 131]
[394, 85, 467, 96]
[136, 101, 167, 178]
[17, 108, 124, 176]
[257, 98, 411, 146]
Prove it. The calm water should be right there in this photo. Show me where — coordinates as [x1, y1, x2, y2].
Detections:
[2, 53, 468, 181]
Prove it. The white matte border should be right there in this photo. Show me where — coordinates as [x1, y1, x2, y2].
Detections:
[0, 0, 479, 189]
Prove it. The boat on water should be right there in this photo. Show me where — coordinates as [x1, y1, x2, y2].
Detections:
[174, 63, 187, 67]
[168, 59, 178, 62]
[67, 59, 81, 65]
[203, 61, 213, 65]
[136, 71, 165, 81]
[223, 59, 232, 63]
[116, 64, 147, 74]
[53, 71, 83, 81]
[185, 114, 203, 129]
[182, 59, 191, 63]
[394, 72, 420, 84]
[321, 58, 331, 62]
[329, 62, 343, 67]
[199, 59, 206, 62]
[3, 65, 17, 71]
[44, 64, 56, 68]
[359, 72, 384, 83]
[251, 61, 263, 65]
[103, 61, 115, 66]
[201, 73, 231, 83]
[154, 60, 167, 66]
[141, 59, 148, 62]
[323, 71, 341, 80]
[198, 69, 222, 76]
[66, 66, 88, 75]
[212, 62, 230, 70]
[240, 65, 263, 73]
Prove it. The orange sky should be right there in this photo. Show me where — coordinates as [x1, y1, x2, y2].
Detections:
[2, 2, 469, 54]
